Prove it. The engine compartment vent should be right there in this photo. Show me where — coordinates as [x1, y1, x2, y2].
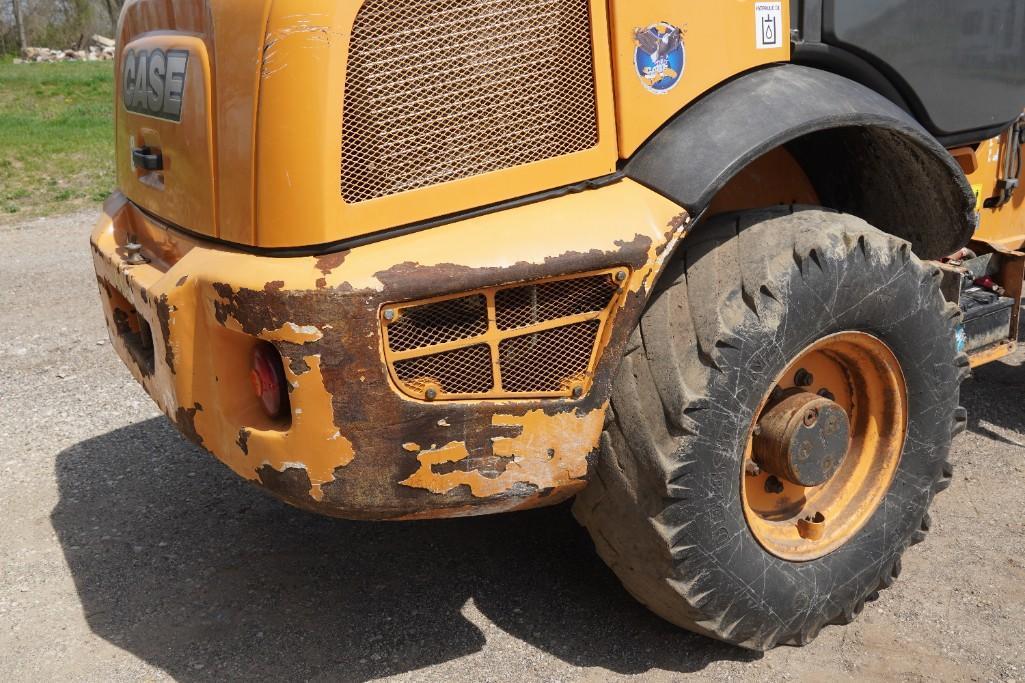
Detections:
[341, 0, 600, 204]
[382, 269, 626, 400]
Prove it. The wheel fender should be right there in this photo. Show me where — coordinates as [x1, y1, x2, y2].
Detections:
[625, 64, 977, 260]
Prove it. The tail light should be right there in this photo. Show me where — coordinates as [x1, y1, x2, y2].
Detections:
[251, 342, 289, 419]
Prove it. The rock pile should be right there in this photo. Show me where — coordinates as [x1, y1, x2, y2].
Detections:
[13, 35, 115, 64]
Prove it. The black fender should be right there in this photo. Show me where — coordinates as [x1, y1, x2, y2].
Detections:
[625, 64, 977, 260]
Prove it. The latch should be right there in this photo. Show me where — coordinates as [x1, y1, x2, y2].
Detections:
[984, 114, 1025, 209]
[131, 146, 164, 172]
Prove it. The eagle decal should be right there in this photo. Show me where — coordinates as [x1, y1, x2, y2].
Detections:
[633, 23, 686, 93]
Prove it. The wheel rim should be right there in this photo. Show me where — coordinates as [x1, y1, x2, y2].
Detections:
[742, 332, 908, 561]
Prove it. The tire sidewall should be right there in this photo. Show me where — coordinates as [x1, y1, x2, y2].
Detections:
[664, 223, 958, 637]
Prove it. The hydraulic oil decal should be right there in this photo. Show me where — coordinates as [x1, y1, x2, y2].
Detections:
[755, 2, 784, 49]
[122, 48, 189, 123]
[633, 22, 685, 95]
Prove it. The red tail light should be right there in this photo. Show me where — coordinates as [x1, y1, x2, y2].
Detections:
[251, 342, 289, 419]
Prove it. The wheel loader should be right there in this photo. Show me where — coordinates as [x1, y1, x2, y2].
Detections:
[91, 0, 1025, 650]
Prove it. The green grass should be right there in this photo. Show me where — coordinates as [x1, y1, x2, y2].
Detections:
[0, 60, 115, 223]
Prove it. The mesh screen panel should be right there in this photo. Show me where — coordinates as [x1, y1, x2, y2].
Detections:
[394, 344, 494, 395]
[387, 294, 488, 352]
[495, 275, 618, 330]
[342, 0, 599, 203]
[498, 320, 600, 392]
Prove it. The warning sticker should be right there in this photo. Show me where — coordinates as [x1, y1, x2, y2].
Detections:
[972, 184, 984, 212]
[755, 2, 784, 50]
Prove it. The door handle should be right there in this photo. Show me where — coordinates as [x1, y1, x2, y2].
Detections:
[132, 146, 163, 171]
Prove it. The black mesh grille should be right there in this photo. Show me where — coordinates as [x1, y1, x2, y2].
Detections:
[498, 320, 600, 392]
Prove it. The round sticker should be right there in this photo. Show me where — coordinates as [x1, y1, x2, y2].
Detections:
[633, 22, 686, 94]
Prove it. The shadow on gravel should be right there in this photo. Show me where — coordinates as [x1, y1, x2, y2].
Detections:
[962, 358, 1025, 444]
[52, 418, 754, 681]
[961, 312, 1025, 444]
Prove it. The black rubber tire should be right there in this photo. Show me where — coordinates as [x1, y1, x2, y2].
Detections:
[573, 207, 969, 651]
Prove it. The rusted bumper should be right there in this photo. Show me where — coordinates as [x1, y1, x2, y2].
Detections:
[90, 183, 688, 520]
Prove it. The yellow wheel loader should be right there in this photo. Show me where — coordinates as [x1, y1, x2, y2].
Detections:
[92, 0, 1025, 649]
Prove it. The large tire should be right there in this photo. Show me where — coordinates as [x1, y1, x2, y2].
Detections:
[574, 208, 968, 651]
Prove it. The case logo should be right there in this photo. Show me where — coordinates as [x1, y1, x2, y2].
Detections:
[122, 48, 189, 122]
[633, 22, 685, 95]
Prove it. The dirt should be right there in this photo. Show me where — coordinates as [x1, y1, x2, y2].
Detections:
[1, 210, 1023, 682]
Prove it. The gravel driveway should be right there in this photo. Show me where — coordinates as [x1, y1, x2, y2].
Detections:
[2, 211, 1024, 682]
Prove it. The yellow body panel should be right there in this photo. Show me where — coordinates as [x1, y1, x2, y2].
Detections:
[609, 0, 791, 157]
[967, 131, 1025, 250]
[115, 0, 794, 248]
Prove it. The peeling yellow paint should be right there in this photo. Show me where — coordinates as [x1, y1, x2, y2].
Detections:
[219, 312, 324, 344]
[91, 176, 685, 519]
[400, 407, 607, 498]
[211, 355, 354, 501]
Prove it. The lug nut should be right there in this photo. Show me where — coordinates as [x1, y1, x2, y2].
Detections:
[797, 512, 826, 541]
[818, 388, 835, 401]
[764, 475, 785, 494]
[794, 368, 814, 387]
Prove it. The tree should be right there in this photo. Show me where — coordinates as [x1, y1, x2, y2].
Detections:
[12, 0, 27, 49]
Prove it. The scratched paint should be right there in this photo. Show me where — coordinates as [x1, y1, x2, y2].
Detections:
[400, 408, 607, 497]
[90, 179, 691, 520]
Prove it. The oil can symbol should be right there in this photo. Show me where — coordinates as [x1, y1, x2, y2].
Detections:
[762, 14, 777, 45]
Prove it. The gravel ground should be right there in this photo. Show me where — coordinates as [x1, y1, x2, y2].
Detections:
[2, 211, 1024, 682]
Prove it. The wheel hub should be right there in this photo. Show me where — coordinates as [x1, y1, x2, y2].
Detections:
[755, 392, 851, 487]
[741, 332, 908, 561]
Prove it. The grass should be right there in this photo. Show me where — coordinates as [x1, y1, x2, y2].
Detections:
[0, 59, 115, 223]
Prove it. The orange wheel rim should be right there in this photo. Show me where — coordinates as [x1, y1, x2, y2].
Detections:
[741, 332, 908, 561]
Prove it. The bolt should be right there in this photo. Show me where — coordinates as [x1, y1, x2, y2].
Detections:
[383, 309, 396, 322]
[424, 387, 438, 401]
[615, 270, 628, 283]
[764, 475, 785, 494]
[818, 388, 835, 401]
[572, 385, 584, 399]
[547, 448, 556, 458]
[745, 460, 762, 477]
[795, 368, 814, 387]
[124, 241, 149, 266]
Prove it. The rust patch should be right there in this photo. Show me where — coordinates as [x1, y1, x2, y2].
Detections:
[154, 295, 175, 374]
[237, 428, 251, 455]
[316, 277, 328, 290]
[315, 251, 348, 276]
[264, 280, 285, 294]
[176, 404, 204, 446]
[400, 407, 605, 497]
[668, 211, 691, 231]
[288, 357, 311, 376]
